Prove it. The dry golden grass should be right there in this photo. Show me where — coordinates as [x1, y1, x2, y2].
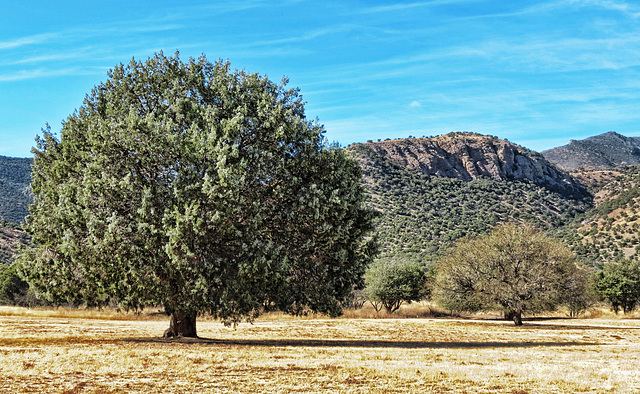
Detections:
[1, 306, 640, 393]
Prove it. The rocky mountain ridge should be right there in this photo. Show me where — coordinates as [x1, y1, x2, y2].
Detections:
[542, 131, 640, 171]
[347, 133, 592, 259]
[355, 132, 588, 199]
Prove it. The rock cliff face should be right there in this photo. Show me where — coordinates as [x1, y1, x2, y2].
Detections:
[353, 133, 588, 198]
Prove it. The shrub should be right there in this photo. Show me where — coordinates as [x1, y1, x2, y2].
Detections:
[364, 260, 428, 314]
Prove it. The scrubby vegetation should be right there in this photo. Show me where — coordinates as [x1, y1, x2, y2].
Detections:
[594, 258, 640, 314]
[565, 165, 640, 264]
[0, 156, 31, 224]
[435, 224, 591, 325]
[364, 259, 430, 313]
[0, 221, 29, 267]
[348, 141, 592, 262]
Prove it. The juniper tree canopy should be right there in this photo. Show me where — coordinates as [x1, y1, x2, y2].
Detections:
[19, 52, 377, 337]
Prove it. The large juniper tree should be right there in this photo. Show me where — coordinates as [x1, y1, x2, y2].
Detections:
[18, 52, 377, 337]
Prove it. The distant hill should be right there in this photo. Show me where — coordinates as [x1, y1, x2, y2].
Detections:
[347, 133, 592, 260]
[0, 155, 32, 224]
[542, 132, 640, 171]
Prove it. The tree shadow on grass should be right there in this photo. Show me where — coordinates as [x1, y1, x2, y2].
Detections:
[122, 337, 599, 349]
[514, 318, 640, 331]
[450, 318, 640, 331]
[0, 336, 599, 348]
[520, 324, 640, 331]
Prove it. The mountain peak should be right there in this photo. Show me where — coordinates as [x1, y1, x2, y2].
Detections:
[542, 132, 640, 171]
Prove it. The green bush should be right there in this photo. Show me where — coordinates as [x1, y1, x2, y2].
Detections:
[0, 263, 28, 305]
[595, 259, 640, 314]
[364, 260, 428, 314]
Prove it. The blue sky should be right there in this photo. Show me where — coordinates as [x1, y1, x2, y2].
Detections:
[2, 0, 640, 157]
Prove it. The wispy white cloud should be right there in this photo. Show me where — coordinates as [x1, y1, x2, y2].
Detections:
[64, 18, 184, 40]
[225, 46, 316, 60]
[445, 1, 567, 20]
[441, 0, 640, 22]
[570, 0, 640, 18]
[0, 33, 58, 50]
[191, 1, 271, 14]
[0, 68, 93, 82]
[362, 0, 482, 14]
[246, 24, 361, 47]
[9, 47, 97, 66]
[350, 32, 640, 75]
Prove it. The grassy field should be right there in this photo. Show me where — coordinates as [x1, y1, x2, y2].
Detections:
[0, 306, 639, 393]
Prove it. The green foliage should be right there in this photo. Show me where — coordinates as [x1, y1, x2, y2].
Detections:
[0, 262, 43, 306]
[364, 259, 428, 313]
[435, 223, 586, 325]
[348, 143, 591, 262]
[0, 263, 27, 304]
[0, 156, 32, 224]
[595, 259, 640, 314]
[596, 186, 640, 218]
[19, 52, 377, 332]
[560, 264, 597, 318]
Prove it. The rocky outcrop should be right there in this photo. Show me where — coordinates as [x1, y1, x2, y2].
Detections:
[542, 131, 640, 171]
[352, 133, 588, 199]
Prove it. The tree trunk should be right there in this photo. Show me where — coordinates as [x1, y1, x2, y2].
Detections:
[511, 311, 523, 326]
[163, 312, 198, 338]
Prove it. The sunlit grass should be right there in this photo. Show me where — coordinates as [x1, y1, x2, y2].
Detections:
[1, 305, 640, 392]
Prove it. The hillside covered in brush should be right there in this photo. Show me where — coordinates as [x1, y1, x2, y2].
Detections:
[542, 132, 640, 172]
[347, 133, 592, 261]
[0, 156, 31, 266]
[564, 165, 640, 264]
[0, 155, 32, 224]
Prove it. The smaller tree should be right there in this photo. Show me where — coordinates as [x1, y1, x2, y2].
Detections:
[595, 259, 640, 314]
[435, 223, 584, 325]
[0, 263, 28, 305]
[560, 264, 597, 318]
[364, 260, 428, 314]
[343, 288, 367, 310]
